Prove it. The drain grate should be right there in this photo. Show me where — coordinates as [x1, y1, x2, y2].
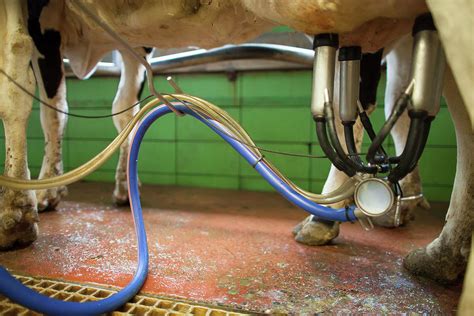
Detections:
[0, 274, 252, 315]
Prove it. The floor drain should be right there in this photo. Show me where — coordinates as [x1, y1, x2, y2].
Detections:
[0, 274, 252, 315]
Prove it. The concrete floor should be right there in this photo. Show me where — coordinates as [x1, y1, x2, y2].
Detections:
[0, 182, 462, 314]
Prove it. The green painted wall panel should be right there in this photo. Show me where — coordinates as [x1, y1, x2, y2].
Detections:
[309, 180, 326, 193]
[242, 108, 312, 143]
[66, 78, 120, 103]
[142, 114, 176, 141]
[26, 109, 42, 139]
[423, 185, 453, 202]
[67, 109, 118, 140]
[139, 173, 176, 185]
[309, 145, 332, 181]
[1, 70, 457, 203]
[176, 141, 239, 176]
[68, 140, 119, 171]
[138, 142, 176, 173]
[426, 108, 456, 147]
[240, 71, 312, 107]
[418, 147, 456, 186]
[177, 174, 239, 189]
[177, 74, 237, 107]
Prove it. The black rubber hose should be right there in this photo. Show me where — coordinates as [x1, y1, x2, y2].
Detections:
[366, 93, 411, 164]
[388, 115, 432, 166]
[388, 111, 428, 182]
[343, 123, 389, 173]
[315, 117, 356, 177]
[325, 103, 378, 174]
[343, 123, 361, 163]
[359, 111, 388, 159]
[407, 117, 433, 173]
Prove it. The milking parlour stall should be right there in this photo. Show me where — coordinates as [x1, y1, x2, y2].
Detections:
[0, 0, 472, 315]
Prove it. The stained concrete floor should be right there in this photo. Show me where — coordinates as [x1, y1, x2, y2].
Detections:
[0, 181, 462, 314]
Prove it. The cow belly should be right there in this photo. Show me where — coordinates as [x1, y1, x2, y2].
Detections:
[61, 0, 273, 49]
[241, 0, 428, 51]
[53, 0, 273, 77]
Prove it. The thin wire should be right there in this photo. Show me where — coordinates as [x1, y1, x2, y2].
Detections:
[0, 66, 368, 160]
[0, 68, 153, 119]
[167, 94, 367, 160]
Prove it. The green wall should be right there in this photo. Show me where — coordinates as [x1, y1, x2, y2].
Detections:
[0, 70, 457, 201]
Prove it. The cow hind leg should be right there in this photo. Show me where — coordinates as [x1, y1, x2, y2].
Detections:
[372, 35, 430, 228]
[35, 63, 68, 211]
[0, 117, 39, 249]
[27, 0, 68, 211]
[0, 0, 38, 249]
[404, 67, 473, 283]
[292, 168, 343, 246]
[112, 48, 150, 206]
[294, 49, 382, 245]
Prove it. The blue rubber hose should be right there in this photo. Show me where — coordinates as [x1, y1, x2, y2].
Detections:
[0, 102, 356, 315]
[0, 161, 149, 314]
[131, 104, 356, 222]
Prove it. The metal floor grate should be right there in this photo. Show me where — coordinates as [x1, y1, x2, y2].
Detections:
[0, 274, 252, 316]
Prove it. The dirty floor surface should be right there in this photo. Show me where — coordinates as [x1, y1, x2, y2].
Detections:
[0, 182, 462, 314]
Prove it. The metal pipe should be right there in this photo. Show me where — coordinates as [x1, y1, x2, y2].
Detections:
[339, 46, 361, 123]
[410, 15, 446, 116]
[64, 44, 315, 77]
[386, 13, 445, 182]
[311, 34, 338, 117]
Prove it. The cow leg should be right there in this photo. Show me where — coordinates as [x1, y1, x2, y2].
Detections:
[293, 122, 367, 245]
[292, 169, 344, 246]
[293, 58, 368, 245]
[0, 0, 38, 249]
[27, 0, 68, 211]
[404, 66, 473, 283]
[293, 48, 385, 245]
[35, 64, 68, 211]
[372, 35, 430, 227]
[112, 47, 151, 205]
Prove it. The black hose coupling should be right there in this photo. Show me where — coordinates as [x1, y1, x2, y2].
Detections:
[313, 33, 339, 49]
[412, 13, 436, 36]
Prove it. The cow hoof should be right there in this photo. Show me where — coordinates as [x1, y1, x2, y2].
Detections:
[112, 192, 129, 207]
[403, 247, 465, 284]
[0, 196, 39, 250]
[36, 186, 68, 212]
[293, 216, 339, 246]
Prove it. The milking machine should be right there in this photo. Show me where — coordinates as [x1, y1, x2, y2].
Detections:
[311, 13, 446, 222]
[0, 12, 446, 315]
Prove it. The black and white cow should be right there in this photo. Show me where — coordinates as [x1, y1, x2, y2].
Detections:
[0, 0, 471, 285]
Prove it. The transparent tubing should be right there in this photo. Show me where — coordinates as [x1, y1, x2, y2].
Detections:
[0, 95, 358, 204]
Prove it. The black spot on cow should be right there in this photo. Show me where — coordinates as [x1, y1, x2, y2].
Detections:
[137, 73, 147, 101]
[27, 0, 62, 99]
[359, 49, 384, 110]
[136, 47, 153, 100]
[143, 47, 153, 54]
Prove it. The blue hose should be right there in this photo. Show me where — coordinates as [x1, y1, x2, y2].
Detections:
[0, 103, 356, 315]
[0, 137, 149, 315]
[132, 104, 356, 222]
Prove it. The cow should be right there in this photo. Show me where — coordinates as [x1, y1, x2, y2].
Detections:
[0, 0, 471, 285]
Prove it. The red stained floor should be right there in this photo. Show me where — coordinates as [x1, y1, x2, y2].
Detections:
[0, 182, 462, 314]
